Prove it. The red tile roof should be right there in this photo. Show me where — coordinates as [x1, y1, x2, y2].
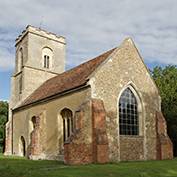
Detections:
[19, 48, 116, 108]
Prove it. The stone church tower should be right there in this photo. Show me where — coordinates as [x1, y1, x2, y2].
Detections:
[5, 26, 66, 155]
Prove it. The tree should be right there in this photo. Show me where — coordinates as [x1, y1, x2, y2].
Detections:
[0, 101, 8, 152]
[151, 65, 177, 156]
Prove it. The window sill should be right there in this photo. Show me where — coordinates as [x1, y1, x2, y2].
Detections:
[119, 135, 143, 139]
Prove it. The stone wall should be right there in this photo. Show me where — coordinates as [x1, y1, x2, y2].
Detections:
[64, 100, 93, 164]
[92, 99, 109, 163]
[156, 111, 173, 160]
[4, 121, 12, 155]
[64, 99, 109, 164]
[120, 136, 144, 161]
[12, 87, 91, 159]
[5, 26, 66, 156]
[10, 25, 66, 110]
[28, 116, 43, 159]
[89, 38, 162, 161]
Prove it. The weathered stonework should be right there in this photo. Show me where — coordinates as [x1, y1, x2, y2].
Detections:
[4, 121, 12, 155]
[5, 26, 66, 155]
[92, 99, 109, 163]
[28, 116, 43, 159]
[64, 99, 108, 164]
[156, 111, 173, 160]
[12, 87, 91, 159]
[64, 100, 93, 164]
[119, 136, 144, 161]
[88, 38, 166, 161]
[5, 26, 173, 164]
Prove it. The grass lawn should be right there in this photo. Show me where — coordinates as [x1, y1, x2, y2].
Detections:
[0, 154, 177, 177]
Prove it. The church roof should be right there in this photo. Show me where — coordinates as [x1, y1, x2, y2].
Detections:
[18, 47, 116, 109]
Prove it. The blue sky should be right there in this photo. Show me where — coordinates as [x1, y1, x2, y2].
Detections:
[0, 0, 177, 101]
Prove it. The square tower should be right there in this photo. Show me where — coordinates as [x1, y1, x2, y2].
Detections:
[11, 25, 66, 109]
[5, 26, 66, 155]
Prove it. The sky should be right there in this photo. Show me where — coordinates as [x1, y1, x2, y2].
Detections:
[0, 0, 177, 101]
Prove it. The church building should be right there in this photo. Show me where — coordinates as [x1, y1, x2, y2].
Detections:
[5, 26, 173, 164]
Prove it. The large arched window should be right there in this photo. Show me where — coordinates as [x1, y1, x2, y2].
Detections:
[42, 47, 53, 69]
[119, 87, 139, 135]
[60, 108, 73, 142]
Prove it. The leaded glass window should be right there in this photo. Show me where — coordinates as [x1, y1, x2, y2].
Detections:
[119, 88, 138, 135]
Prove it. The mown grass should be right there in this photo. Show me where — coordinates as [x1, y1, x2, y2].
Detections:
[0, 154, 177, 177]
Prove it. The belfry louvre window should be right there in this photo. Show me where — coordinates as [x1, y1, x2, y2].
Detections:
[61, 109, 74, 142]
[119, 88, 138, 135]
[42, 47, 53, 69]
[44, 55, 50, 68]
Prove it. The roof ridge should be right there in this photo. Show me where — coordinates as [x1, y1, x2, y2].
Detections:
[16, 47, 116, 109]
[45, 47, 116, 83]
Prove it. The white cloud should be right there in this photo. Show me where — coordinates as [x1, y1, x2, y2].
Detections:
[0, 0, 177, 71]
[0, 47, 14, 71]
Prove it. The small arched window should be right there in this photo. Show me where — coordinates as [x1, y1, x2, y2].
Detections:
[31, 116, 37, 129]
[119, 87, 138, 135]
[19, 136, 26, 156]
[42, 47, 53, 69]
[61, 108, 73, 142]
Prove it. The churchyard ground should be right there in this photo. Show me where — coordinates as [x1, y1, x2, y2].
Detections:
[0, 154, 177, 177]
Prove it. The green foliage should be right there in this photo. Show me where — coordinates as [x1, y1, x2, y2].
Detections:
[151, 65, 177, 156]
[0, 101, 8, 152]
[0, 154, 177, 177]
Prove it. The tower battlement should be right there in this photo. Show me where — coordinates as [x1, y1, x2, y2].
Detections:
[15, 25, 66, 46]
